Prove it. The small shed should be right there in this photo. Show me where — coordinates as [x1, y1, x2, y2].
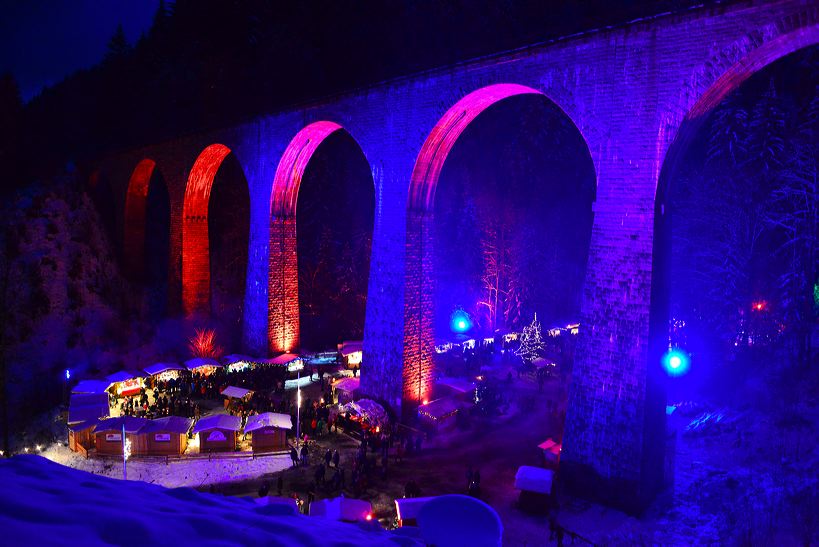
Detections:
[417, 397, 463, 431]
[141, 416, 194, 456]
[68, 393, 110, 424]
[67, 420, 97, 455]
[265, 353, 303, 372]
[514, 465, 554, 514]
[93, 417, 148, 455]
[221, 385, 253, 400]
[185, 357, 221, 375]
[193, 414, 242, 453]
[244, 412, 292, 453]
[537, 438, 562, 467]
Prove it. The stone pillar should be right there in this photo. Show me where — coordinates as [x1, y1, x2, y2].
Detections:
[560, 153, 666, 513]
[268, 216, 299, 353]
[402, 208, 435, 416]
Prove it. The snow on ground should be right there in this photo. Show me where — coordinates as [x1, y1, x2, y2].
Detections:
[0, 455, 419, 546]
[40, 443, 292, 489]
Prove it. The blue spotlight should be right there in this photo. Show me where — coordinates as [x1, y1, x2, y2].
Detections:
[663, 348, 690, 377]
[450, 310, 472, 333]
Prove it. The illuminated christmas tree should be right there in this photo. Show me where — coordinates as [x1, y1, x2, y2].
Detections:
[516, 313, 545, 363]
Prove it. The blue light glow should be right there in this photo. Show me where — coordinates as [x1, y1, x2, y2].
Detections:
[662, 348, 690, 377]
[450, 310, 472, 333]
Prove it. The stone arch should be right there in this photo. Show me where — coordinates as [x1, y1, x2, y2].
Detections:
[268, 121, 374, 353]
[182, 143, 250, 318]
[124, 159, 162, 278]
[404, 83, 595, 408]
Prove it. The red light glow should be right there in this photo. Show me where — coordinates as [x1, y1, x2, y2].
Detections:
[124, 159, 157, 278]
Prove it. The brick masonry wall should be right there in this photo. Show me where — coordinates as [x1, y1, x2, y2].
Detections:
[93, 0, 818, 510]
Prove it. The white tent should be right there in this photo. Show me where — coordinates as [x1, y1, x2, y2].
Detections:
[221, 386, 253, 399]
[143, 362, 186, 376]
[309, 496, 372, 522]
[514, 466, 553, 494]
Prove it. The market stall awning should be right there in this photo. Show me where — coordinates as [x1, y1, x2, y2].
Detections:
[514, 466, 553, 494]
[93, 416, 148, 434]
[143, 362, 186, 376]
[339, 399, 387, 428]
[184, 357, 221, 371]
[221, 386, 253, 399]
[71, 379, 111, 394]
[106, 370, 142, 383]
[265, 353, 301, 366]
[339, 341, 363, 357]
[141, 416, 194, 434]
[333, 376, 360, 393]
[244, 412, 292, 432]
[68, 393, 110, 424]
[193, 414, 242, 433]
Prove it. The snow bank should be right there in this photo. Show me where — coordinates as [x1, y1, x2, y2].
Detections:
[0, 455, 417, 546]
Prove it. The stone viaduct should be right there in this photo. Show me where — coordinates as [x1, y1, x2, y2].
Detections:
[94, 0, 818, 510]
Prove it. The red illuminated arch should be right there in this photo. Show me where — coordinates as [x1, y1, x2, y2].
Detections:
[124, 159, 158, 278]
[403, 83, 590, 408]
[268, 121, 345, 353]
[182, 144, 233, 316]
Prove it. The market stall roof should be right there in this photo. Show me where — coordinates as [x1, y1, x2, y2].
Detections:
[184, 357, 221, 371]
[333, 376, 360, 393]
[93, 416, 148, 434]
[265, 353, 301, 366]
[221, 386, 253, 399]
[222, 354, 255, 364]
[68, 393, 110, 424]
[67, 419, 98, 432]
[143, 362, 186, 376]
[192, 414, 242, 433]
[339, 399, 388, 428]
[309, 496, 372, 521]
[244, 412, 292, 432]
[514, 466, 553, 494]
[141, 416, 194, 435]
[106, 370, 142, 383]
[418, 397, 463, 420]
[339, 340, 363, 356]
[71, 379, 111, 394]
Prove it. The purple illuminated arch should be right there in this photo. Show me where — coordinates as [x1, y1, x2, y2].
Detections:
[403, 83, 591, 409]
[408, 83, 545, 212]
[268, 121, 346, 353]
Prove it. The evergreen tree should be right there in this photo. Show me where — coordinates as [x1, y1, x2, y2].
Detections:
[516, 313, 545, 363]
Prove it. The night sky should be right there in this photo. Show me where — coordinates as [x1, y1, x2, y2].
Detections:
[0, 0, 158, 101]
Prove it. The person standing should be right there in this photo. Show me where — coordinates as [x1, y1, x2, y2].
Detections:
[332, 449, 340, 469]
[324, 448, 332, 467]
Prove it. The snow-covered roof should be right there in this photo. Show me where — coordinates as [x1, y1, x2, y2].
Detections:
[106, 370, 142, 383]
[265, 353, 301, 366]
[333, 376, 360, 393]
[221, 386, 253, 399]
[184, 357, 221, 371]
[394, 496, 438, 522]
[513, 465, 553, 494]
[67, 419, 99, 433]
[309, 496, 372, 521]
[244, 412, 292, 432]
[339, 341, 363, 356]
[435, 376, 476, 393]
[71, 379, 111, 394]
[141, 416, 194, 435]
[222, 354, 255, 364]
[143, 362, 186, 376]
[68, 393, 110, 424]
[94, 416, 148, 434]
[193, 414, 242, 433]
[418, 397, 463, 420]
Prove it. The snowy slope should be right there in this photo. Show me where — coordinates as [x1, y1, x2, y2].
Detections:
[0, 455, 418, 546]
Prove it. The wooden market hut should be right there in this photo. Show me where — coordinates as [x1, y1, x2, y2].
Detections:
[67, 392, 110, 454]
[338, 341, 363, 370]
[140, 416, 194, 456]
[332, 376, 360, 405]
[93, 417, 148, 455]
[185, 357, 221, 376]
[67, 420, 97, 456]
[244, 412, 292, 453]
[192, 414, 242, 453]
